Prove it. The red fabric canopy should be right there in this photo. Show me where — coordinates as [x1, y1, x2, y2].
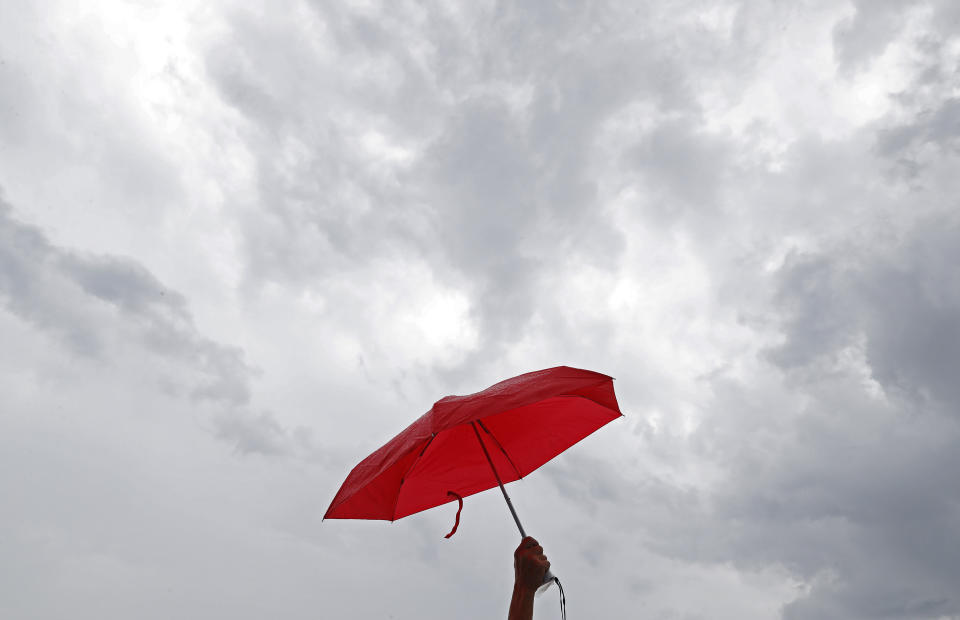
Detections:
[324, 366, 621, 521]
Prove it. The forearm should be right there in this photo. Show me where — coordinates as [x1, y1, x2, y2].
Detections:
[508, 583, 535, 620]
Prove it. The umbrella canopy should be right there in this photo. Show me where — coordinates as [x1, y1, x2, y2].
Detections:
[324, 366, 621, 522]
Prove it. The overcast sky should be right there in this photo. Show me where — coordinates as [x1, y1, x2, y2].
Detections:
[2, 1, 960, 618]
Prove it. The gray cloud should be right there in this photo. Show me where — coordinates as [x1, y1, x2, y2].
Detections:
[832, 0, 918, 75]
[716, 390, 960, 619]
[766, 252, 859, 370]
[201, 1, 736, 381]
[0, 193, 300, 456]
[877, 97, 960, 183]
[212, 410, 291, 456]
[626, 117, 732, 219]
[683, 213, 960, 617]
[1, 196, 110, 356]
[770, 214, 960, 410]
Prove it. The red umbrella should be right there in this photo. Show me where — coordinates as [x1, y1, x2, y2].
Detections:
[324, 366, 622, 538]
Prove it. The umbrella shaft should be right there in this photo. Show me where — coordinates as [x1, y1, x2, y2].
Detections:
[500, 484, 527, 539]
[471, 422, 527, 538]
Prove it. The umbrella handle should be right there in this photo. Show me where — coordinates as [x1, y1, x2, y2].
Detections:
[537, 568, 556, 593]
[537, 571, 566, 620]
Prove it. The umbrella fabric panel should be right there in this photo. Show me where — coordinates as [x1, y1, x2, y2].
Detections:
[479, 395, 621, 478]
[429, 367, 615, 434]
[392, 421, 520, 519]
[324, 438, 429, 519]
[551, 377, 620, 415]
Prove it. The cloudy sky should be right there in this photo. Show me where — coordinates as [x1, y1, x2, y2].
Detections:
[2, 1, 960, 618]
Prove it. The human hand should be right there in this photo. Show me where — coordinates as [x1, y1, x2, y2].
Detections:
[513, 536, 550, 592]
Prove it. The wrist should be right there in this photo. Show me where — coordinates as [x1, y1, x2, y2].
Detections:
[508, 582, 535, 620]
[513, 580, 538, 597]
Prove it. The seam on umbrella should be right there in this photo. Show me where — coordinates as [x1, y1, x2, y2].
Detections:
[547, 394, 625, 428]
[391, 433, 436, 521]
[557, 386, 622, 415]
[476, 419, 524, 480]
[471, 377, 618, 426]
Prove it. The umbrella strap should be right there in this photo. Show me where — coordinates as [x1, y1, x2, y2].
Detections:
[555, 576, 566, 620]
[539, 575, 566, 619]
[443, 491, 463, 538]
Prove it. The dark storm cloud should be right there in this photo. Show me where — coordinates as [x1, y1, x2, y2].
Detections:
[770, 215, 960, 410]
[686, 212, 960, 618]
[766, 253, 858, 370]
[701, 59, 960, 608]
[859, 227, 960, 408]
[703, 380, 960, 620]
[575, 372, 960, 618]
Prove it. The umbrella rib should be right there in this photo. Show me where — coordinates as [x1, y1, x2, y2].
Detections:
[476, 419, 523, 480]
[471, 421, 527, 538]
[390, 434, 435, 521]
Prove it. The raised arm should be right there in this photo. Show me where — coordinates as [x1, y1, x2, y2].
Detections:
[508, 537, 550, 620]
